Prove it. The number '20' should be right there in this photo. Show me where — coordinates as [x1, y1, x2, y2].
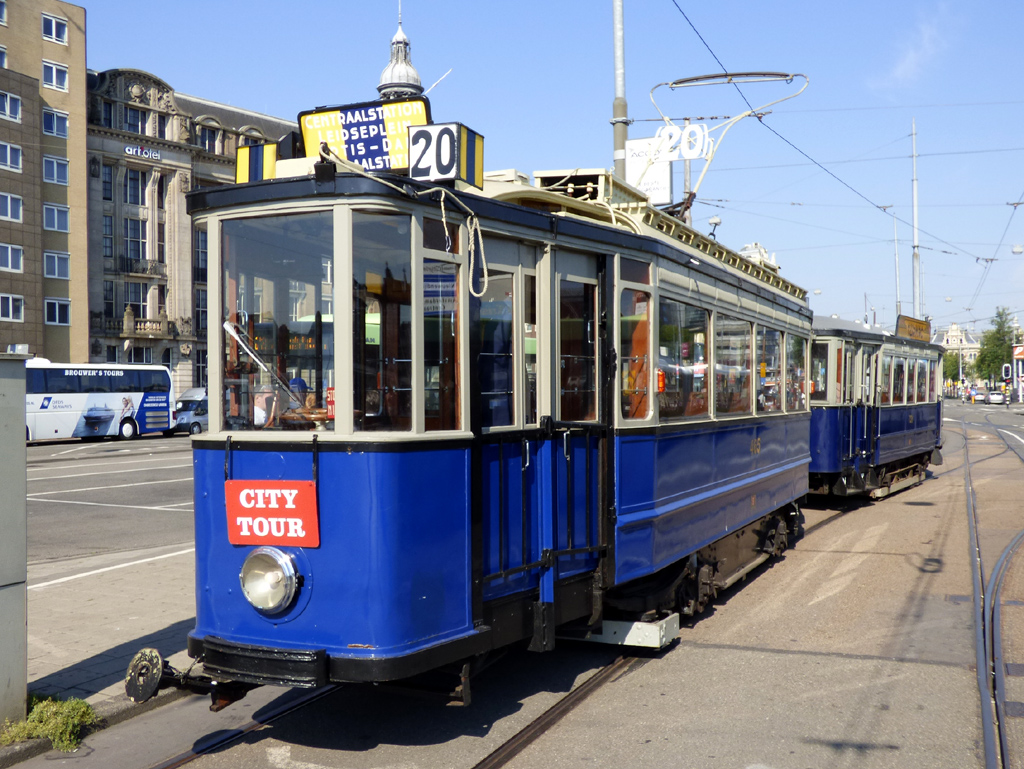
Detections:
[411, 126, 457, 179]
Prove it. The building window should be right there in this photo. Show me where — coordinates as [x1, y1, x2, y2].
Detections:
[0, 4, 6, 25]
[44, 298, 70, 325]
[43, 155, 69, 185]
[123, 168, 146, 205]
[0, 91, 20, 122]
[103, 280, 115, 318]
[199, 126, 217, 153]
[102, 215, 113, 258]
[157, 222, 165, 263]
[124, 217, 147, 260]
[0, 243, 22, 272]
[42, 61, 69, 91]
[156, 175, 166, 209]
[195, 288, 207, 333]
[102, 164, 113, 200]
[0, 141, 21, 171]
[193, 227, 207, 282]
[100, 101, 113, 128]
[42, 108, 68, 137]
[0, 293, 24, 322]
[43, 204, 69, 232]
[42, 14, 68, 44]
[44, 251, 70, 279]
[195, 349, 207, 388]
[157, 114, 167, 139]
[128, 346, 152, 364]
[0, 47, 6, 69]
[125, 281, 146, 318]
[0, 193, 22, 222]
[157, 284, 166, 316]
[106, 345, 117, 363]
[124, 106, 147, 135]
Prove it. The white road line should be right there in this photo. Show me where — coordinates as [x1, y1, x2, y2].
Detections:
[28, 455, 190, 472]
[27, 476, 193, 496]
[999, 429, 1024, 447]
[28, 548, 195, 591]
[28, 463, 192, 482]
[51, 445, 93, 456]
[26, 498, 193, 512]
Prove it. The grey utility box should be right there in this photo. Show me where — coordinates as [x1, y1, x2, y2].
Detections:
[0, 353, 27, 723]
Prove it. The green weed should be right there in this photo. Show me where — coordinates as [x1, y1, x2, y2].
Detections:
[0, 694, 96, 752]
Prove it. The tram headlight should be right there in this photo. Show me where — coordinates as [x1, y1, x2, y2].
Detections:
[239, 547, 298, 615]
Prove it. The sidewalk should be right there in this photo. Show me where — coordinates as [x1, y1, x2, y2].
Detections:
[0, 544, 198, 767]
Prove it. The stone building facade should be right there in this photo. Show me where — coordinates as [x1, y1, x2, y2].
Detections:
[85, 69, 295, 394]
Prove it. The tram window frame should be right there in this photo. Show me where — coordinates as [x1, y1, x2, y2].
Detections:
[657, 295, 709, 421]
[619, 287, 651, 420]
[892, 357, 906, 404]
[558, 278, 598, 422]
[713, 312, 752, 417]
[785, 334, 808, 411]
[916, 359, 928, 403]
[810, 341, 829, 402]
[879, 353, 893, 405]
[478, 269, 516, 429]
[755, 325, 783, 414]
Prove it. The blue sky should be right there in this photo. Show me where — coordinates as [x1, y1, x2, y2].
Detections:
[81, 1, 1024, 333]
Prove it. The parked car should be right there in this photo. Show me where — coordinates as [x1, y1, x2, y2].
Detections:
[985, 390, 1005, 405]
[174, 388, 209, 434]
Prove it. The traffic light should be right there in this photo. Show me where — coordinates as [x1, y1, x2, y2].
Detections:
[1003, 363, 1013, 386]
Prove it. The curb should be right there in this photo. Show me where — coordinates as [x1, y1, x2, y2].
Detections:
[0, 687, 193, 769]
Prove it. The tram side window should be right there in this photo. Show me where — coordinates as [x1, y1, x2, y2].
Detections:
[657, 298, 708, 419]
[756, 326, 782, 414]
[353, 212, 412, 432]
[786, 335, 808, 411]
[928, 359, 937, 401]
[423, 259, 460, 431]
[892, 357, 906, 403]
[620, 290, 650, 419]
[810, 341, 828, 402]
[715, 314, 752, 416]
[879, 354, 892, 405]
[906, 359, 917, 404]
[916, 359, 928, 403]
[479, 272, 514, 428]
[560, 280, 596, 421]
[222, 212, 334, 432]
[524, 275, 537, 425]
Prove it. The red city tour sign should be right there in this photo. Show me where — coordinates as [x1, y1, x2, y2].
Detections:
[225, 480, 319, 547]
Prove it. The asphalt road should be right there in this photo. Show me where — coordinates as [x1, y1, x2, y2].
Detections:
[26, 433, 194, 563]
[19, 401, 1024, 769]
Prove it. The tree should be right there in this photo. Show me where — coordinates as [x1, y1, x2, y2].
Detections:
[974, 307, 1016, 382]
[943, 352, 962, 382]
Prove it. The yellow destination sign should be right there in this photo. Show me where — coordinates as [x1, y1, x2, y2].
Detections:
[895, 314, 931, 342]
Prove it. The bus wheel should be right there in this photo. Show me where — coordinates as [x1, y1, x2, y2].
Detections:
[119, 419, 137, 440]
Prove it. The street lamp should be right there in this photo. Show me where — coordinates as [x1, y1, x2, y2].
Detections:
[708, 216, 721, 238]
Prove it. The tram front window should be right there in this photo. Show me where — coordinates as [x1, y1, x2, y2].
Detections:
[221, 212, 334, 431]
[353, 212, 412, 431]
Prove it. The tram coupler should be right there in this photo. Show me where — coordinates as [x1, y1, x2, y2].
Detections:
[125, 648, 257, 712]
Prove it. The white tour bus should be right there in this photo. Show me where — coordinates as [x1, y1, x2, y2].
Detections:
[25, 359, 174, 441]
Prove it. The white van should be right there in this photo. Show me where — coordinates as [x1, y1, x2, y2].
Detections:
[174, 387, 208, 434]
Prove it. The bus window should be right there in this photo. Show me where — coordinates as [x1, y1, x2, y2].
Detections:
[810, 342, 828, 402]
[657, 297, 708, 419]
[620, 290, 650, 419]
[715, 314, 751, 416]
[786, 335, 807, 411]
[756, 326, 782, 414]
[479, 272, 514, 428]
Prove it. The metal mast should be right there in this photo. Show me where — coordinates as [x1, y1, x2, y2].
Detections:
[912, 119, 921, 318]
[612, 0, 628, 178]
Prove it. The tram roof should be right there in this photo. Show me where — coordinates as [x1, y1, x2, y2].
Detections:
[812, 315, 945, 352]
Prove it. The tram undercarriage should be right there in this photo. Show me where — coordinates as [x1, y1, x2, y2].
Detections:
[809, 449, 943, 499]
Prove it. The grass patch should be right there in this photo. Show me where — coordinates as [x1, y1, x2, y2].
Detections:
[0, 694, 96, 752]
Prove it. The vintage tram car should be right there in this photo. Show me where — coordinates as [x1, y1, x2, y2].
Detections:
[807, 315, 943, 498]
[127, 102, 818, 708]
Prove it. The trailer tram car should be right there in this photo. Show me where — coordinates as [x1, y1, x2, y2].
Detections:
[126, 102, 816, 709]
[808, 316, 943, 498]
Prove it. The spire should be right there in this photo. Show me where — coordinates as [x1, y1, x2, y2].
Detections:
[378, 2, 423, 101]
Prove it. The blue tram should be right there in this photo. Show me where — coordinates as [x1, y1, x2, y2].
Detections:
[126, 107, 815, 709]
[808, 316, 943, 498]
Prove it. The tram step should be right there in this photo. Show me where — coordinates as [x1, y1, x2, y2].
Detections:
[561, 614, 680, 649]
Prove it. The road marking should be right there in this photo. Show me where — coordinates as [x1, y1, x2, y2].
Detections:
[29, 548, 195, 590]
[27, 463, 192, 482]
[51, 445, 93, 456]
[27, 477, 193, 496]
[28, 455, 191, 473]
[26, 498, 193, 512]
[1000, 430, 1024, 447]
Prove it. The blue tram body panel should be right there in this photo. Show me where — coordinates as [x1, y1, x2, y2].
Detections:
[614, 415, 810, 584]
[809, 407, 849, 474]
[191, 446, 476, 660]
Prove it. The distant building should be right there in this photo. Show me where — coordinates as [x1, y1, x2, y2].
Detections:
[933, 321, 980, 381]
[0, 0, 88, 360]
[85, 69, 295, 393]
